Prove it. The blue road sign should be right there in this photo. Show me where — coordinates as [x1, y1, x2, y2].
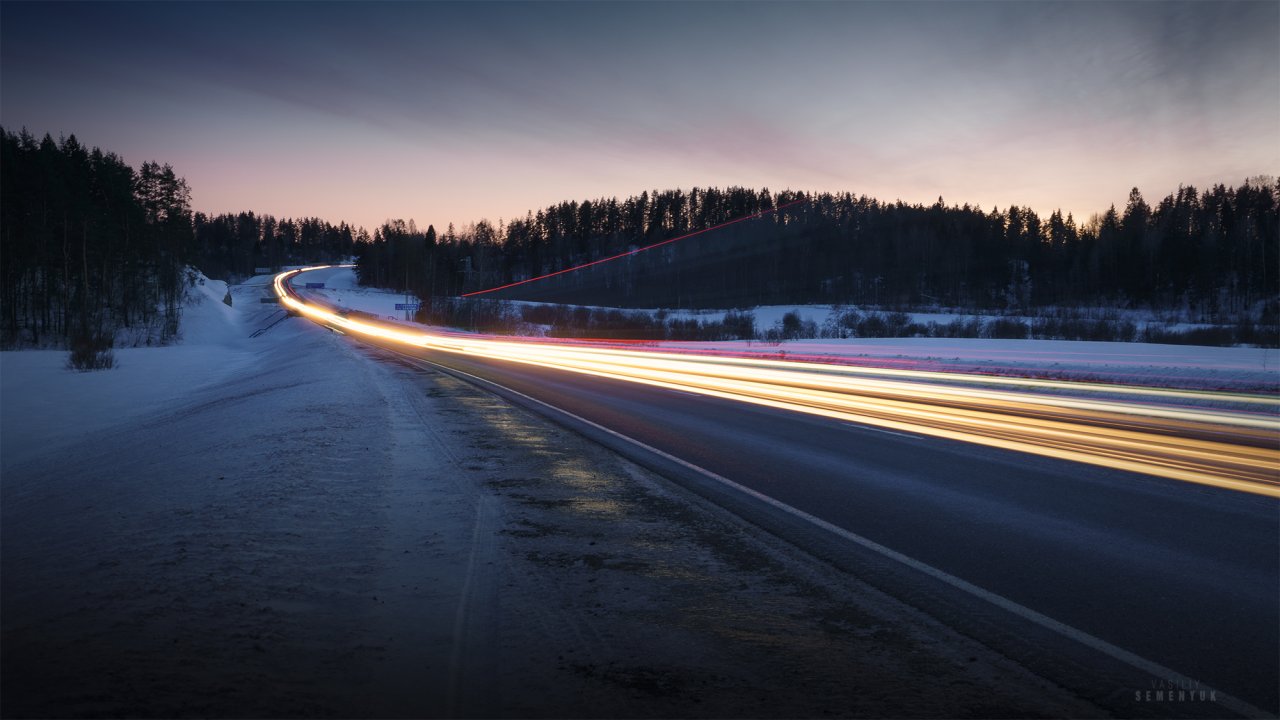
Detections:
[394, 303, 421, 311]
[305, 282, 325, 289]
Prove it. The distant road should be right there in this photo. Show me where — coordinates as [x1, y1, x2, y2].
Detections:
[287, 267, 1279, 717]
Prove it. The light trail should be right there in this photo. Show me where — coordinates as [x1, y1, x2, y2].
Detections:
[277, 267, 1280, 498]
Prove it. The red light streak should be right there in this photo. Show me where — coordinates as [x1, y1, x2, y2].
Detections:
[461, 197, 808, 297]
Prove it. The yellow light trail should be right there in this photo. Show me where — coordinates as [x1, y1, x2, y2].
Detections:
[276, 268, 1280, 498]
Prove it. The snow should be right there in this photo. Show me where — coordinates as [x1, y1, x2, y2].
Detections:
[657, 337, 1280, 392]
[0, 270, 259, 472]
[177, 269, 244, 346]
[1, 265, 1097, 717]
[295, 266, 417, 320]
[289, 268, 1279, 394]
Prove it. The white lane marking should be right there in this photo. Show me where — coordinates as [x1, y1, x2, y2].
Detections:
[371, 343, 1271, 720]
[845, 423, 918, 440]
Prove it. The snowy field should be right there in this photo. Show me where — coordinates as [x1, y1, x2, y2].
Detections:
[297, 267, 1278, 393]
[1, 272, 259, 472]
[658, 337, 1279, 392]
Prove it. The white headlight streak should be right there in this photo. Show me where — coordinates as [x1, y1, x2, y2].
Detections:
[277, 268, 1280, 497]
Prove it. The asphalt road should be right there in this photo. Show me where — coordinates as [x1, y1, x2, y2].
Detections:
[285, 269, 1278, 716]
[374, 339, 1279, 717]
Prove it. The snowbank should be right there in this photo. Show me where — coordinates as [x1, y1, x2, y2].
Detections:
[178, 269, 244, 346]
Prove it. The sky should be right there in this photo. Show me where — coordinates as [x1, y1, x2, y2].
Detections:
[2, 1, 1276, 233]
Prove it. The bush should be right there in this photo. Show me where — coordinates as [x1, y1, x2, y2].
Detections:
[933, 317, 983, 338]
[852, 311, 912, 338]
[520, 303, 563, 326]
[419, 297, 520, 333]
[1029, 315, 1135, 342]
[67, 329, 115, 371]
[1112, 320, 1139, 342]
[1233, 318, 1278, 347]
[823, 308, 862, 338]
[722, 310, 756, 340]
[884, 312, 912, 334]
[1141, 325, 1236, 347]
[419, 299, 1275, 348]
[985, 317, 1029, 339]
[1255, 325, 1280, 348]
[857, 314, 889, 338]
[775, 311, 818, 340]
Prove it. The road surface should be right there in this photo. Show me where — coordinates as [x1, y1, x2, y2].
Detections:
[286, 267, 1280, 717]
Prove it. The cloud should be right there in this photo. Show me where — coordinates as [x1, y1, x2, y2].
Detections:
[2, 0, 1275, 232]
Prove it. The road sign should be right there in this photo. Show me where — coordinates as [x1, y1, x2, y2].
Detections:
[255, 267, 272, 274]
[260, 297, 279, 304]
[305, 282, 326, 289]
[395, 303, 421, 311]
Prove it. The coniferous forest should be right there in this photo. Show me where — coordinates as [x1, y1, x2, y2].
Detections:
[3, 128, 1277, 351]
[0, 129, 357, 349]
[356, 184, 1279, 319]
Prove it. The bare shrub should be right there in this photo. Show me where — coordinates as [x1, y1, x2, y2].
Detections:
[67, 329, 115, 371]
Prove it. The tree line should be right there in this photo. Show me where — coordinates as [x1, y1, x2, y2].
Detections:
[4, 127, 1275, 352]
[0, 128, 358, 350]
[192, 213, 360, 281]
[355, 182, 1278, 322]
